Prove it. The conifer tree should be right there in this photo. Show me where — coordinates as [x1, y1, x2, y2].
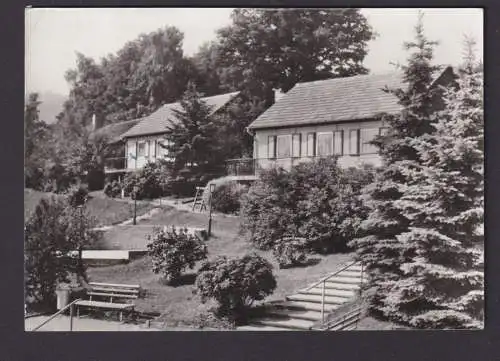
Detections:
[384, 37, 484, 328]
[165, 83, 224, 180]
[349, 12, 442, 318]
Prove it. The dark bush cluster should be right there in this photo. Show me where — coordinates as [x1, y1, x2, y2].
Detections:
[210, 181, 248, 214]
[194, 254, 277, 323]
[123, 161, 170, 200]
[146, 226, 208, 284]
[103, 180, 122, 198]
[240, 157, 376, 257]
[272, 237, 310, 268]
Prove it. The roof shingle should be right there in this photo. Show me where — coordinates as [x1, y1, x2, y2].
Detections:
[121, 91, 240, 139]
[248, 72, 405, 130]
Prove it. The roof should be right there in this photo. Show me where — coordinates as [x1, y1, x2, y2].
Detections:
[247, 67, 452, 130]
[91, 118, 141, 144]
[121, 91, 240, 139]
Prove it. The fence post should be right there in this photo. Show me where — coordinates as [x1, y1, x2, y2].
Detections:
[69, 303, 74, 331]
[321, 280, 325, 324]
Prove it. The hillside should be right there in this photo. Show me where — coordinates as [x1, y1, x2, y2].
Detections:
[25, 91, 67, 124]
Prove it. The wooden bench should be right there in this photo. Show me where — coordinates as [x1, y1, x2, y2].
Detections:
[75, 282, 141, 321]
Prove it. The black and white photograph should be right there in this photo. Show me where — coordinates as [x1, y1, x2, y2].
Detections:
[24, 7, 484, 332]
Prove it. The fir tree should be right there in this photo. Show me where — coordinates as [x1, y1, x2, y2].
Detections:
[349, 12, 442, 319]
[165, 83, 224, 180]
[384, 37, 484, 328]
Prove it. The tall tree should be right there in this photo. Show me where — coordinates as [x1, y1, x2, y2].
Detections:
[349, 13, 443, 323]
[25, 93, 51, 189]
[216, 8, 375, 94]
[164, 83, 224, 179]
[378, 37, 484, 329]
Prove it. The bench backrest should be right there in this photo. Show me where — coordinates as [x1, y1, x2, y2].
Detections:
[88, 282, 141, 296]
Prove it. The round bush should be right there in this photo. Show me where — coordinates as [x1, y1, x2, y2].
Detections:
[146, 226, 208, 284]
[211, 182, 248, 214]
[194, 253, 277, 323]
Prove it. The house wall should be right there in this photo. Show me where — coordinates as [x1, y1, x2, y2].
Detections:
[253, 119, 385, 170]
[125, 134, 170, 170]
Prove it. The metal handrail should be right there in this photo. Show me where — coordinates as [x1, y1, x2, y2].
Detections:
[317, 306, 363, 331]
[301, 260, 364, 325]
[304, 260, 360, 292]
[30, 298, 82, 332]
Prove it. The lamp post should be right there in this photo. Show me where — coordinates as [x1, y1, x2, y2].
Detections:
[133, 185, 139, 225]
[207, 183, 215, 237]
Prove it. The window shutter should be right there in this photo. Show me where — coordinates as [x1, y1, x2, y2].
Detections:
[334, 130, 343, 155]
[307, 133, 316, 157]
[268, 135, 276, 158]
[292, 134, 301, 158]
[349, 129, 360, 155]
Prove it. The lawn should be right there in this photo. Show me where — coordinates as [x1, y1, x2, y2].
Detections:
[88, 205, 354, 328]
[24, 189, 157, 227]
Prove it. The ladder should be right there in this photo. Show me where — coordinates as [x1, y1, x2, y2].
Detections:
[192, 186, 207, 212]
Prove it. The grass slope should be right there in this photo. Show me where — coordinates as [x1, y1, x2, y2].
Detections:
[24, 189, 156, 226]
[88, 206, 353, 328]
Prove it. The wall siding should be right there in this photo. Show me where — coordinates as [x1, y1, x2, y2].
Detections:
[253, 119, 384, 170]
[126, 134, 168, 170]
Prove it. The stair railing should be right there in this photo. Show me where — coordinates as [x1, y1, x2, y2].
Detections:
[302, 260, 362, 324]
[30, 298, 82, 332]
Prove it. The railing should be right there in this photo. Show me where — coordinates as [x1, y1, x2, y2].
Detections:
[313, 306, 363, 331]
[303, 261, 364, 325]
[225, 158, 256, 176]
[104, 157, 127, 171]
[30, 298, 82, 332]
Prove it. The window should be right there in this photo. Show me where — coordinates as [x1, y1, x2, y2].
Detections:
[277, 135, 292, 158]
[307, 133, 316, 157]
[292, 134, 301, 158]
[334, 130, 343, 155]
[137, 142, 146, 157]
[349, 129, 360, 155]
[268, 135, 276, 159]
[317, 132, 334, 156]
[360, 128, 379, 154]
[156, 140, 167, 158]
[379, 127, 389, 136]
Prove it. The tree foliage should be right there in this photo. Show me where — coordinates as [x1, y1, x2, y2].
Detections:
[241, 157, 375, 254]
[350, 16, 483, 329]
[25, 196, 100, 311]
[163, 83, 225, 186]
[216, 8, 375, 93]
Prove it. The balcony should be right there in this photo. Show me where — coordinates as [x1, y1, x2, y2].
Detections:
[104, 157, 128, 174]
[225, 158, 256, 176]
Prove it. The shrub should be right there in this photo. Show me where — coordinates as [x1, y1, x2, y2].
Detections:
[194, 253, 277, 323]
[104, 180, 122, 198]
[123, 161, 170, 200]
[66, 184, 89, 207]
[272, 237, 310, 268]
[210, 181, 248, 214]
[25, 196, 100, 311]
[240, 157, 376, 253]
[146, 226, 208, 284]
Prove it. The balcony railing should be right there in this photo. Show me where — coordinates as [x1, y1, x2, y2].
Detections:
[225, 158, 256, 176]
[104, 157, 127, 172]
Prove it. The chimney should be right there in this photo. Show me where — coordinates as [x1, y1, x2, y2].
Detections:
[273, 88, 286, 103]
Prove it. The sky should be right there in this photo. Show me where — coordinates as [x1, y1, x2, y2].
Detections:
[25, 8, 483, 96]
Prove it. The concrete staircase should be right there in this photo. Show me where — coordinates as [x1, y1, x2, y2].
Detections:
[239, 262, 364, 331]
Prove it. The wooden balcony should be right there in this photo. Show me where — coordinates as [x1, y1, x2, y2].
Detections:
[104, 157, 129, 174]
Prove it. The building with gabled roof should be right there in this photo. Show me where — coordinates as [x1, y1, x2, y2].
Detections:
[238, 66, 456, 173]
